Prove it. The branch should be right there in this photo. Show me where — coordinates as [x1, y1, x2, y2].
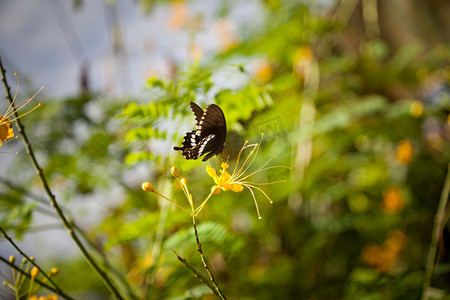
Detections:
[0, 226, 73, 299]
[172, 249, 217, 295]
[421, 163, 450, 300]
[0, 256, 73, 299]
[0, 55, 125, 300]
[192, 215, 227, 300]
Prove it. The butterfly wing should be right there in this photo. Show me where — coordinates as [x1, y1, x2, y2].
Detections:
[174, 103, 227, 161]
[190, 102, 204, 128]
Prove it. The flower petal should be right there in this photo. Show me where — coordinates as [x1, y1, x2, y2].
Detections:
[230, 183, 243, 192]
[206, 165, 220, 185]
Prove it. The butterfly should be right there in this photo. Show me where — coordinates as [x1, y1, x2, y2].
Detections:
[174, 102, 227, 162]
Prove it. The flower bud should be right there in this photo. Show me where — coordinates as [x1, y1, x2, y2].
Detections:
[31, 266, 39, 277]
[180, 178, 187, 186]
[142, 182, 154, 192]
[9, 255, 15, 264]
[50, 267, 59, 276]
[171, 166, 179, 177]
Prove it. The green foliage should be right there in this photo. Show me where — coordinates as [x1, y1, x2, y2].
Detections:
[1, 0, 450, 299]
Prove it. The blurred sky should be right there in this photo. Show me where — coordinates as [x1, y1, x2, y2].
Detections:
[0, 0, 261, 99]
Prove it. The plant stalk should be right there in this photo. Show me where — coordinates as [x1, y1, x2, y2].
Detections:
[0, 55, 124, 300]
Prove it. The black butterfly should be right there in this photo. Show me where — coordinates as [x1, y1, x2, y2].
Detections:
[173, 102, 227, 162]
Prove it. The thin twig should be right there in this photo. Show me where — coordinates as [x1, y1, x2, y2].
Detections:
[421, 163, 450, 300]
[0, 56, 124, 300]
[0, 256, 74, 299]
[192, 215, 227, 300]
[0, 175, 137, 300]
[0, 225, 71, 300]
[172, 249, 218, 295]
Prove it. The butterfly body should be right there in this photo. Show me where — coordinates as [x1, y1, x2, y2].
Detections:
[174, 102, 226, 161]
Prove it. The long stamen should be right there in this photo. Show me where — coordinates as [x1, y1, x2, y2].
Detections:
[232, 143, 258, 179]
[232, 140, 249, 176]
[245, 184, 274, 204]
[3, 85, 43, 121]
[239, 155, 287, 181]
[240, 180, 286, 186]
[235, 133, 265, 179]
[244, 185, 262, 219]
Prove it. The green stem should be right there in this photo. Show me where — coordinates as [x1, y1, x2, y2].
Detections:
[172, 249, 217, 295]
[421, 163, 450, 300]
[0, 176, 137, 300]
[0, 226, 72, 299]
[192, 215, 227, 300]
[0, 56, 124, 300]
[0, 256, 70, 299]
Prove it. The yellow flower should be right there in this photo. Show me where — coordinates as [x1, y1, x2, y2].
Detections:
[0, 73, 42, 148]
[0, 115, 14, 146]
[30, 295, 58, 300]
[206, 163, 244, 193]
[200, 133, 290, 219]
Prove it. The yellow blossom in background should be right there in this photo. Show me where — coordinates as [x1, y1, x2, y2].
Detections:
[396, 139, 414, 165]
[382, 186, 404, 214]
[49, 267, 59, 276]
[31, 266, 39, 277]
[0, 115, 14, 147]
[30, 295, 58, 300]
[39, 296, 58, 300]
[167, 1, 189, 30]
[409, 100, 423, 118]
[252, 59, 273, 84]
[215, 18, 239, 51]
[0, 72, 42, 148]
[361, 229, 406, 273]
[293, 45, 313, 79]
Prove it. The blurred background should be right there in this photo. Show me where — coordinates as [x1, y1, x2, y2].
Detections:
[0, 0, 449, 299]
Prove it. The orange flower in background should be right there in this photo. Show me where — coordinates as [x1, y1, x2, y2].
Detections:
[396, 139, 414, 165]
[382, 186, 404, 214]
[253, 59, 273, 84]
[215, 18, 239, 51]
[168, 1, 189, 30]
[361, 229, 406, 272]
